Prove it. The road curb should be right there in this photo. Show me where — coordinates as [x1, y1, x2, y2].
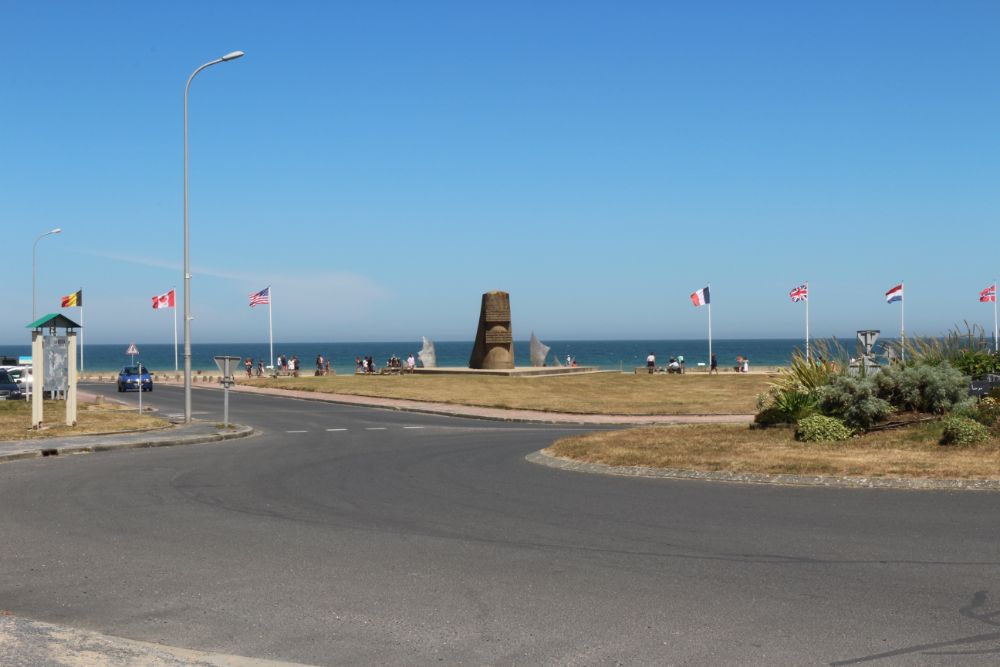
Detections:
[0, 423, 254, 465]
[526, 450, 1000, 492]
[164, 382, 754, 426]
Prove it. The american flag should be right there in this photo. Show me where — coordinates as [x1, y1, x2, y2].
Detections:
[789, 284, 808, 302]
[981, 284, 997, 303]
[249, 287, 270, 307]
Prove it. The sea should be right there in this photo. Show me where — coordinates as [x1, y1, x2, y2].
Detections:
[0, 339, 866, 375]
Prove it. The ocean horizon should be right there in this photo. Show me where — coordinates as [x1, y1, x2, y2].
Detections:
[0, 337, 895, 375]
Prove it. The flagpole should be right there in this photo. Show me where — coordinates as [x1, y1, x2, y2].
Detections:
[80, 301, 84, 374]
[994, 280, 998, 355]
[707, 282, 712, 372]
[268, 287, 274, 371]
[900, 281, 905, 363]
[173, 287, 179, 372]
[805, 281, 810, 362]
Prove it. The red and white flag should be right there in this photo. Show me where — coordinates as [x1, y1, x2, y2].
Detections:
[790, 284, 808, 302]
[152, 289, 176, 309]
[980, 284, 996, 303]
[690, 286, 710, 307]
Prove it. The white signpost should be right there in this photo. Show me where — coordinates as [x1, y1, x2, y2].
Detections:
[126, 343, 142, 413]
[214, 355, 242, 428]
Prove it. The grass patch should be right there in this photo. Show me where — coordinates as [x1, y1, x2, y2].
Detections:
[0, 400, 168, 441]
[545, 422, 1000, 479]
[245, 373, 772, 415]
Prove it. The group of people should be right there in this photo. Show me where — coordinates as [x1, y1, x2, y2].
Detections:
[356, 353, 418, 374]
[240, 354, 320, 378]
[314, 354, 332, 375]
[644, 353, 687, 374]
[644, 352, 746, 374]
[276, 354, 300, 374]
[244, 357, 265, 377]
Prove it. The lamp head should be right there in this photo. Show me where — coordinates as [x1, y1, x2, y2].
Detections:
[221, 51, 245, 62]
[51, 228, 62, 234]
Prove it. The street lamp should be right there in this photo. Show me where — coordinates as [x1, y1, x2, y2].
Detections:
[32, 227, 62, 320]
[183, 50, 245, 424]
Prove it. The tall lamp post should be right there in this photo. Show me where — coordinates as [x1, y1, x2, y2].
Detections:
[32, 227, 62, 320]
[183, 50, 244, 424]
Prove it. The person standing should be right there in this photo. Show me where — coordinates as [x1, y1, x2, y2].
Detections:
[244, 357, 253, 378]
[646, 352, 656, 374]
[710, 353, 718, 374]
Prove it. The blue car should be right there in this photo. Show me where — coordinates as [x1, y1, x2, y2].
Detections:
[117, 365, 153, 392]
[0, 370, 23, 400]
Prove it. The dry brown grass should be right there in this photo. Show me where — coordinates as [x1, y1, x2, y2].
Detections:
[246, 373, 772, 415]
[546, 423, 1000, 479]
[0, 400, 168, 441]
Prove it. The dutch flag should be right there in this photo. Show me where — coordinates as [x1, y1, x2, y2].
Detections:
[885, 283, 903, 304]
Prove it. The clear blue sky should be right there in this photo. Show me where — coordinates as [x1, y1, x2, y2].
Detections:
[3, 1, 999, 344]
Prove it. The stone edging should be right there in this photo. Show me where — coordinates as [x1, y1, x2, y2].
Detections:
[0, 424, 255, 465]
[174, 382, 753, 426]
[525, 450, 1000, 492]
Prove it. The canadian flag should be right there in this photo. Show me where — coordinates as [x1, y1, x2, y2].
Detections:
[152, 289, 176, 309]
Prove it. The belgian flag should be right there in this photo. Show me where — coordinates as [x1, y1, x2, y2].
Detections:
[61, 289, 82, 308]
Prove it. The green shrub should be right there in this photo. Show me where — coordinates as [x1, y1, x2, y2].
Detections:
[974, 397, 1000, 428]
[754, 406, 789, 427]
[952, 350, 1000, 378]
[940, 416, 991, 446]
[873, 362, 970, 414]
[795, 415, 854, 442]
[818, 375, 894, 431]
[755, 385, 819, 426]
[772, 352, 841, 393]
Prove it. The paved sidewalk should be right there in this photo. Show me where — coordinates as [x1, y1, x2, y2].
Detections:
[167, 380, 755, 425]
[0, 421, 253, 465]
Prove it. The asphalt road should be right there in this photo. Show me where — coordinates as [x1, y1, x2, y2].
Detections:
[1, 383, 999, 665]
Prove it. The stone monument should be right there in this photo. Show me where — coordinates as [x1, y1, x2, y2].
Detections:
[469, 291, 514, 369]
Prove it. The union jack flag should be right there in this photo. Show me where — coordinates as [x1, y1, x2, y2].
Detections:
[789, 284, 808, 302]
[980, 284, 996, 303]
[249, 287, 270, 307]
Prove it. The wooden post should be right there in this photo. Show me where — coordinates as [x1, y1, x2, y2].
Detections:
[31, 330, 44, 428]
[66, 331, 77, 426]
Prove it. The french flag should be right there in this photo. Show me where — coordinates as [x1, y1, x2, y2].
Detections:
[690, 286, 710, 307]
[885, 283, 903, 304]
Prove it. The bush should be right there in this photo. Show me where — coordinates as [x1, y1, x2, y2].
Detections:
[940, 416, 991, 446]
[952, 350, 1000, 378]
[818, 375, 894, 431]
[873, 363, 970, 414]
[974, 397, 1000, 428]
[795, 415, 853, 442]
[755, 386, 819, 427]
[754, 406, 789, 427]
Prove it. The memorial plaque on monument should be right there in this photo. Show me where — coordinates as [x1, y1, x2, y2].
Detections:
[469, 291, 515, 369]
[44, 335, 69, 392]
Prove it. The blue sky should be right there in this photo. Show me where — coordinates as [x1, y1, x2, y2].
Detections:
[3, 1, 999, 344]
